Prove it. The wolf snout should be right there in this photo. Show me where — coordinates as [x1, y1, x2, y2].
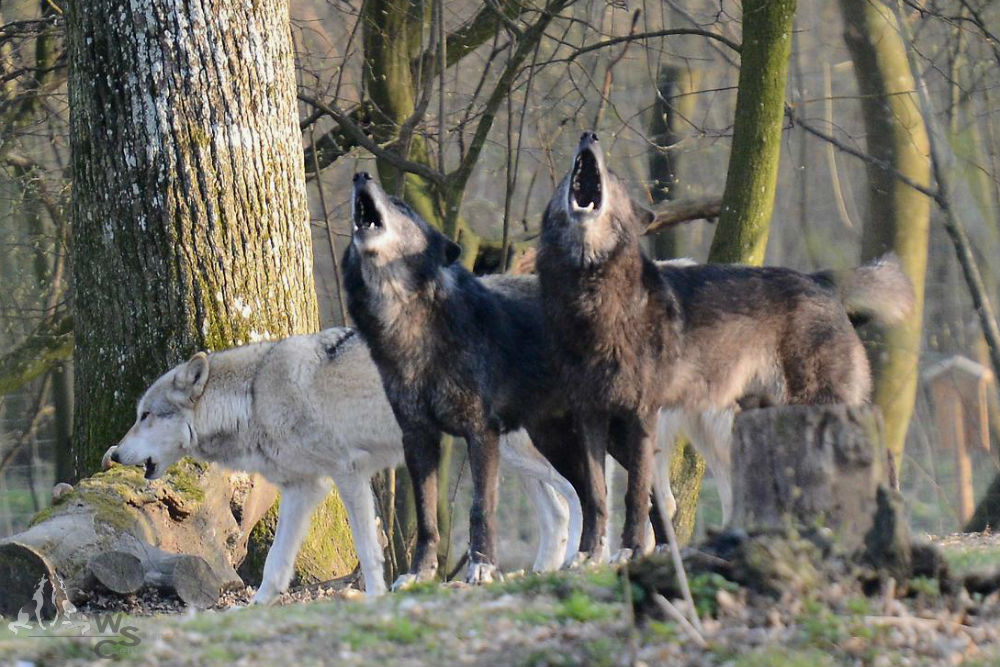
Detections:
[353, 171, 373, 185]
[579, 131, 598, 146]
[101, 445, 120, 470]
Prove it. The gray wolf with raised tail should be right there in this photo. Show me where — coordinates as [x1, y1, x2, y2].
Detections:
[106, 329, 583, 603]
[537, 131, 915, 561]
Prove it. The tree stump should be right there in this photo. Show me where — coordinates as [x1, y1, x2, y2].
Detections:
[731, 405, 886, 550]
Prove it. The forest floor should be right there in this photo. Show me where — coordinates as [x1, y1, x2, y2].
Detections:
[2, 532, 1000, 667]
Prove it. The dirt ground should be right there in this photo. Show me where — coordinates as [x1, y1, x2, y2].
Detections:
[2, 532, 999, 667]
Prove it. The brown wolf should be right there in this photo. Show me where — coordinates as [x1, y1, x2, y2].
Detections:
[537, 132, 914, 560]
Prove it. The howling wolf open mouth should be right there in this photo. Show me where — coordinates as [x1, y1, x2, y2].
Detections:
[353, 190, 384, 233]
[570, 148, 602, 213]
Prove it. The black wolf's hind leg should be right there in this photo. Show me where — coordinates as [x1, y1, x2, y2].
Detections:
[576, 412, 610, 562]
[398, 425, 442, 586]
[466, 427, 501, 583]
[620, 411, 655, 558]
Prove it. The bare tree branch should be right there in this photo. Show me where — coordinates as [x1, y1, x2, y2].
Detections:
[298, 94, 445, 187]
[646, 196, 722, 234]
[554, 27, 741, 65]
[785, 104, 941, 203]
[301, 102, 373, 174]
[448, 0, 573, 201]
[411, 0, 529, 75]
[0, 310, 72, 396]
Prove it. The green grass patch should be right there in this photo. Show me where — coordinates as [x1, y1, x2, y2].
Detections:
[688, 572, 740, 618]
[734, 646, 837, 667]
[797, 598, 846, 648]
[381, 616, 426, 644]
[940, 545, 1000, 575]
[555, 590, 615, 623]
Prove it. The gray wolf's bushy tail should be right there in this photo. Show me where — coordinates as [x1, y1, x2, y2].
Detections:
[821, 254, 915, 326]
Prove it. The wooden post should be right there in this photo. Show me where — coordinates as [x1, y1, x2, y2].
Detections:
[924, 356, 995, 524]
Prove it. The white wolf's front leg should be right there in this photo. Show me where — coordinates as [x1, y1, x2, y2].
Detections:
[500, 429, 582, 570]
[334, 473, 387, 597]
[687, 409, 735, 524]
[654, 410, 684, 520]
[521, 478, 569, 572]
[253, 479, 330, 605]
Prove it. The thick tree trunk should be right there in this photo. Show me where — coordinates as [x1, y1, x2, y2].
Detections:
[679, 0, 794, 536]
[708, 0, 796, 265]
[68, 0, 319, 476]
[840, 0, 931, 462]
[648, 65, 700, 261]
[65, 0, 355, 584]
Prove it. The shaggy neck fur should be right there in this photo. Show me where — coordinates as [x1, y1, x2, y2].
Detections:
[189, 345, 269, 464]
[539, 210, 683, 414]
[346, 249, 452, 385]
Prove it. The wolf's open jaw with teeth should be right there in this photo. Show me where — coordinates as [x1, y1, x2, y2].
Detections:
[352, 171, 385, 236]
[569, 132, 604, 217]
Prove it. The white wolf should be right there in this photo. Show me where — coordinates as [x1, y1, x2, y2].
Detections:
[105, 328, 582, 604]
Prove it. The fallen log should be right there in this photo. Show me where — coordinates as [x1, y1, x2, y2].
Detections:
[0, 461, 276, 615]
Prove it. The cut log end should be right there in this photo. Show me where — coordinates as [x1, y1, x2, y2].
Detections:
[0, 543, 64, 619]
[89, 551, 145, 595]
[163, 555, 224, 609]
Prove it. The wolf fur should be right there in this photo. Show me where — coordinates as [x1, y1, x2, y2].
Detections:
[343, 172, 616, 585]
[537, 132, 915, 558]
[108, 329, 583, 604]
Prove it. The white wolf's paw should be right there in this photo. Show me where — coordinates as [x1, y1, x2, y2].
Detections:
[563, 551, 601, 570]
[609, 548, 634, 565]
[365, 579, 389, 598]
[391, 573, 420, 592]
[465, 561, 501, 585]
[250, 586, 280, 606]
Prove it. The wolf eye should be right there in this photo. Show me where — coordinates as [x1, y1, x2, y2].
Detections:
[140, 411, 151, 421]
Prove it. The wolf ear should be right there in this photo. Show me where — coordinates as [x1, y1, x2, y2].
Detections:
[634, 202, 656, 230]
[174, 352, 210, 400]
[444, 239, 462, 265]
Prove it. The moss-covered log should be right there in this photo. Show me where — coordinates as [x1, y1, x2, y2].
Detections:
[840, 0, 931, 462]
[0, 462, 275, 614]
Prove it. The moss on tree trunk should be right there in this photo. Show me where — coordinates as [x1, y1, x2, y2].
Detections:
[840, 0, 931, 462]
[667, 438, 706, 544]
[708, 0, 796, 265]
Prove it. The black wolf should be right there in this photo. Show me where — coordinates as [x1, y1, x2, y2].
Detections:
[537, 132, 914, 560]
[343, 172, 599, 585]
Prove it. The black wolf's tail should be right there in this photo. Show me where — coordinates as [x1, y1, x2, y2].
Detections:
[817, 254, 915, 327]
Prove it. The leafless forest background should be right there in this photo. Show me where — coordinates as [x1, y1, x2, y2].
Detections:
[2, 0, 999, 567]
